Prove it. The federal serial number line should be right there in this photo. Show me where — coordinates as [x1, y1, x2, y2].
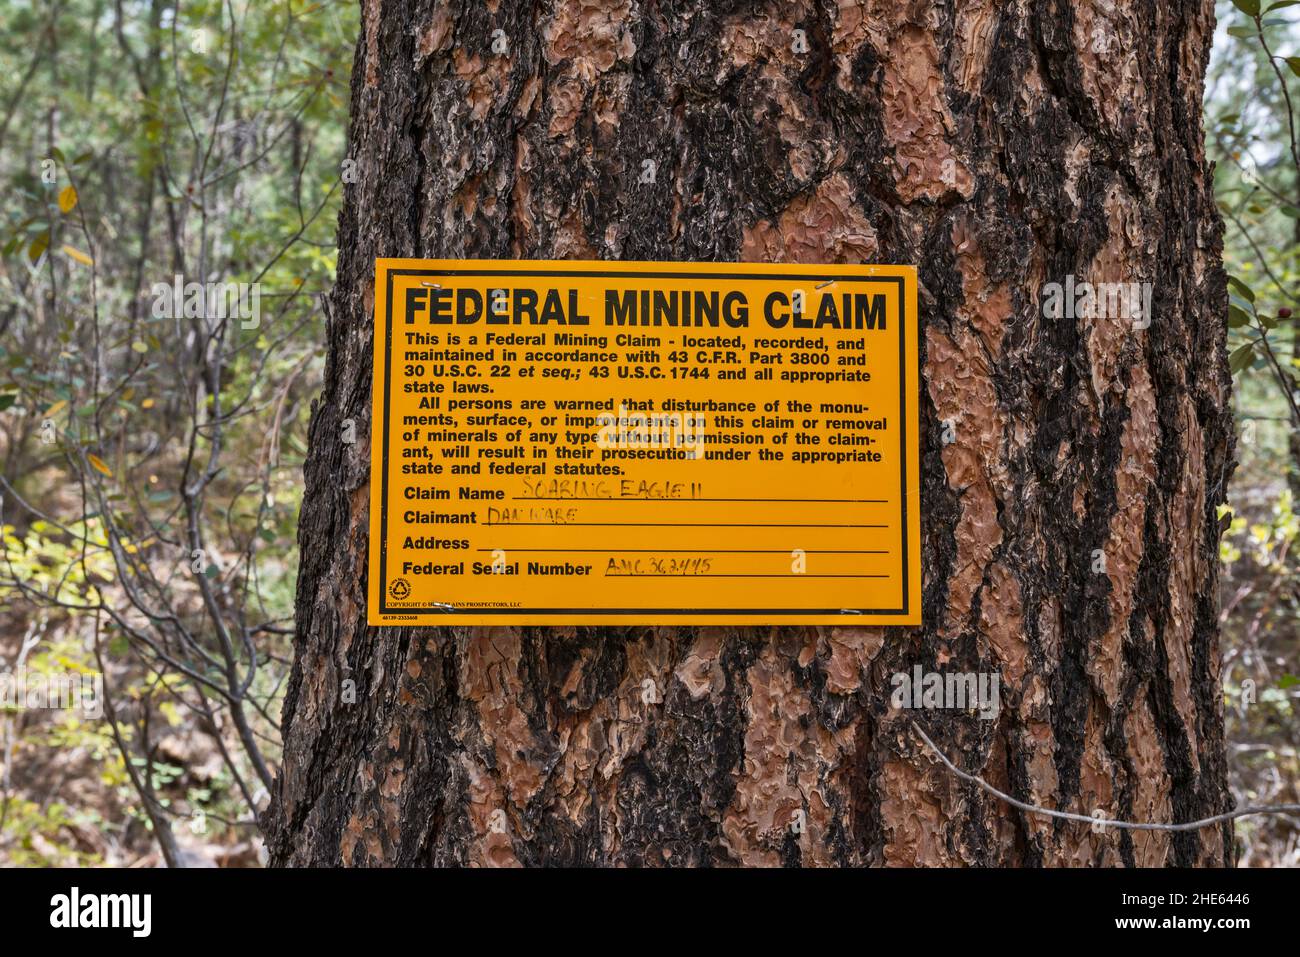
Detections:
[604, 574, 892, 579]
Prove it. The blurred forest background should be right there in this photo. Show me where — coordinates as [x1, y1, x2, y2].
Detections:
[0, 0, 1296, 866]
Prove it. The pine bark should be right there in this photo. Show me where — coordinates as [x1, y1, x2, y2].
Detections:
[267, 0, 1235, 866]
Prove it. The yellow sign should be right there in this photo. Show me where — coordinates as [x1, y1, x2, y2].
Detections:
[368, 259, 920, 626]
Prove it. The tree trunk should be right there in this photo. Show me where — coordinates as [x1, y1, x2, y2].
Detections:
[267, 0, 1234, 866]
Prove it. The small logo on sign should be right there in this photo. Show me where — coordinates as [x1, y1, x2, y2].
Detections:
[389, 578, 411, 600]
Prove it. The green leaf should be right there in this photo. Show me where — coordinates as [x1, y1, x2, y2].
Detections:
[1279, 674, 1300, 689]
[1267, 0, 1300, 9]
[0, 394, 16, 412]
[1230, 342, 1257, 374]
[1228, 275, 1256, 302]
[1228, 304, 1254, 328]
[1233, 0, 1262, 14]
[1228, 25, 1259, 37]
[1287, 57, 1300, 77]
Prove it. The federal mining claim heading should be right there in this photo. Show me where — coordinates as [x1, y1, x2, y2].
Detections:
[403, 286, 888, 330]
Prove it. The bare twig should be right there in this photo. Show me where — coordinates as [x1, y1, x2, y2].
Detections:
[911, 720, 1300, 833]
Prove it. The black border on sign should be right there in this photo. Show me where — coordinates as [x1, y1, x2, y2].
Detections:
[376, 266, 911, 618]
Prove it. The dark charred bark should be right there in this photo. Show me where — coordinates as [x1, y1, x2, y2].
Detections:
[267, 0, 1234, 866]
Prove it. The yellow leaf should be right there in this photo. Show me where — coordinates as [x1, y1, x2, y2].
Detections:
[58, 185, 78, 213]
[87, 453, 113, 478]
[44, 400, 68, 418]
[141, 398, 155, 409]
[62, 244, 93, 266]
